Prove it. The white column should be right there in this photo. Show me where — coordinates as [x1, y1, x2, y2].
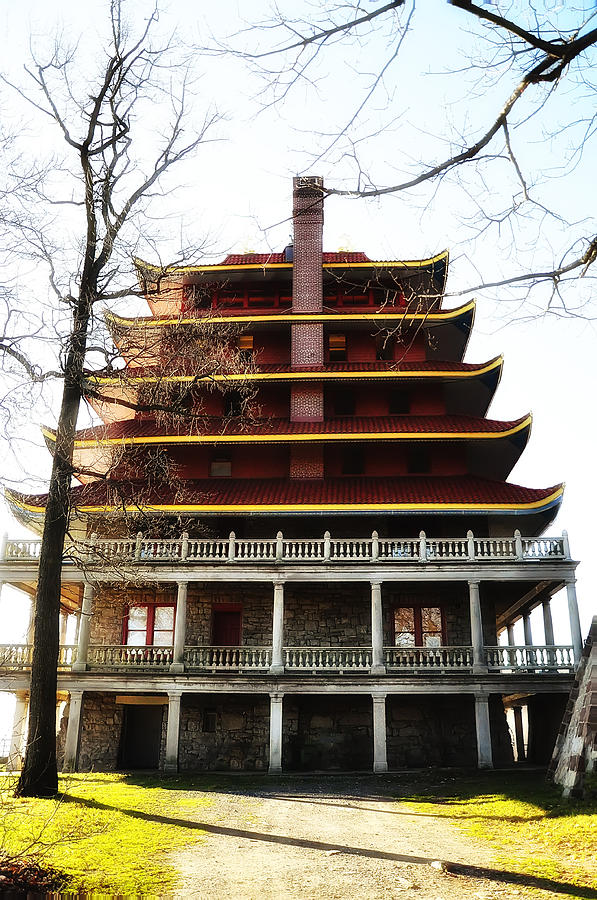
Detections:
[372, 693, 388, 773]
[8, 691, 29, 771]
[59, 612, 69, 646]
[270, 581, 285, 675]
[513, 706, 526, 762]
[62, 690, 84, 772]
[474, 693, 493, 769]
[566, 580, 583, 663]
[523, 613, 533, 646]
[72, 583, 94, 672]
[542, 599, 555, 646]
[268, 692, 283, 773]
[370, 581, 385, 675]
[468, 579, 487, 673]
[165, 691, 182, 772]
[170, 581, 188, 673]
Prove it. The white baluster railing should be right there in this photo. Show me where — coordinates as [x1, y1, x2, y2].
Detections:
[284, 646, 372, 671]
[485, 644, 575, 671]
[87, 645, 173, 668]
[0, 644, 34, 667]
[384, 646, 474, 670]
[184, 646, 272, 671]
[1, 532, 571, 565]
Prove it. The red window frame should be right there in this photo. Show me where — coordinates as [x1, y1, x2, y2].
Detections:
[393, 605, 446, 647]
[123, 603, 176, 646]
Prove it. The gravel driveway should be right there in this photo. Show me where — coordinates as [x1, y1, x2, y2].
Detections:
[171, 775, 564, 900]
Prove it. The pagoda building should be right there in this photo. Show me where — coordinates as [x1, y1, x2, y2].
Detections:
[1, 176, 583, 775]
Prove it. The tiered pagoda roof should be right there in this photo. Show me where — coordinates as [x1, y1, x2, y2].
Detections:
[6, 177, 563, 535]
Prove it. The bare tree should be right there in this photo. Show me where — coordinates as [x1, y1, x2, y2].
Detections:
[222, 0, 597, 311]
[1, 1, 221, 798]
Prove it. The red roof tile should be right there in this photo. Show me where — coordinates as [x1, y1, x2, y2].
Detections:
[12, 476, 562, 511]
[65, 414, 529, 445]
[219, 252, 371, 266]
[84, 359, 496, 381]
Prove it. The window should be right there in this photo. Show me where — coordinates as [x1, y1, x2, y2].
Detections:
[223, 390, 243, 418]
[341, 447, 365, 475]
[238, 334, 254, 357]
[394, 606, 445, 647]
[332, 391, 355, 417]
[210, 457, 232, 477]
[328, 334, 347, 361]
[376, 335, 395, 361]
[389, 390, 410, 415]
[407, 448, 431, 474]
[125, 604, 175, 646]
[202, 709, 218, 733]
[212, 606, 242, 645]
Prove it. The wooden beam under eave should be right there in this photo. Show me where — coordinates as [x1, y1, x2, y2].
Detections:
[496, 579, 563, 629]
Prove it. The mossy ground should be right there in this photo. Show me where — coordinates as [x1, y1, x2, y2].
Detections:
[0, 772, 210, 895]
[402, 770, 597, 899]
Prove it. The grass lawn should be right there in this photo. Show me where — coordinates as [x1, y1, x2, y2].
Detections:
[402, 771, 597, 899]
[0, 772, 210, 895]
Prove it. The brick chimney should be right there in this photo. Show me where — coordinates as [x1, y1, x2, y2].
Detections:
[289, 176, 325, 477]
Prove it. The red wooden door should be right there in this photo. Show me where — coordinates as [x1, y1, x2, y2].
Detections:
[212, 608, 242, 645]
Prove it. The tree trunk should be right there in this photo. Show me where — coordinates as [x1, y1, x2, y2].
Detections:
[16, 300, 90, 797]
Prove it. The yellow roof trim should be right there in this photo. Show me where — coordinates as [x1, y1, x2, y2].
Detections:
[107, 299, 475, 330]
[45, 412, 531, 449]
[133, 250, 448, 277]
[9, 485, 565, 516]
[86, 356, 503, 387]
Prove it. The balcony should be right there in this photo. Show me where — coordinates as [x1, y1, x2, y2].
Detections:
[1, 530, 571, 567]
[0, 643, 575, 674]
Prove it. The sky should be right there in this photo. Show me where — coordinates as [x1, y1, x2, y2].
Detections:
[0, 0, 596, 737]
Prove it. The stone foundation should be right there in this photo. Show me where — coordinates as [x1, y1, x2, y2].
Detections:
[78, 692, 124, 771]
[179, 693, 270, 771]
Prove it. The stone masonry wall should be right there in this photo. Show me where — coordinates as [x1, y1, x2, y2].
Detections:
[283, 695, 373, 770]
[77, 692, 124, 771]
[386, 695, 477, 767]
[90, 584, 177, 644]
[179, 694, 270, 771]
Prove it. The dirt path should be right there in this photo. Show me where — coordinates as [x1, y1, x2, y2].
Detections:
[172, 775, 561, 900]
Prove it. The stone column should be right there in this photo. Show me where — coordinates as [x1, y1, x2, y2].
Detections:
[523, 613, 533, 646]
[468, 580, 487, 673]
[506, 623, 515, 645]
[474, 693, 493, 769]
[63, 690, 84, 772]
[370, 581, 386, 675]
[164, 691, 182, 772]
[566, 580, 583, 664]
[170, 581, 188, 673]
[372, 693, 388, 773]
[72, 583, 94, 672]
[542, 599, 555, 646]
[270, 581, 285, 675]
[8, 691, 29, 771]
[268, 692, 284, 774]
[513, 706, 526, 762]
[59, 612, 69, 646]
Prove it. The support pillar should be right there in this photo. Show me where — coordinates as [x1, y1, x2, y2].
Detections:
[268, 692, 283, 773]
[59, 612, 69, 646]
[468, 579, 487, 673]
[507, 623, 515, 645]
[270, 581, 285, 675]
[566, 580, 583, 664]
[164, 691, 182, 772]
[72, 583, 94, 672]
[372, 693, 388, 773]
[170, 581, 188, 673]
[513, 706, 526, 762]
[8, 691, 29, 771]
[542, 598, 554, 645]
[370, 581, 385, 675]
[63, 690, 83, 772]
[474, 693, 493, 769]
[523, 613, 533, 646]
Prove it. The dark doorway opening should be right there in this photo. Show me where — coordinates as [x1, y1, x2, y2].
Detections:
[212, 606, 242, 645]
[119, 705, 163, 769]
